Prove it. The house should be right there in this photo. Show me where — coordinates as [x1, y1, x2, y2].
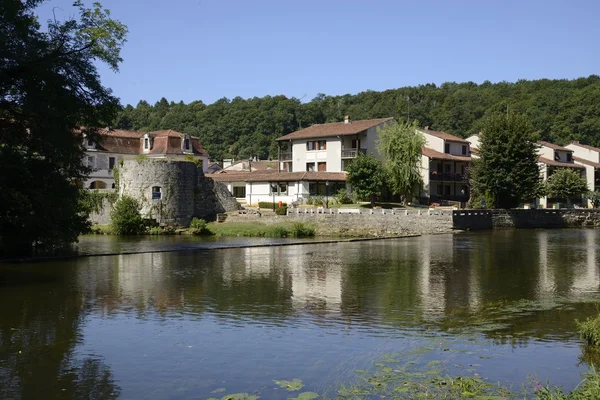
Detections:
[537, 141, 585, 208]
[565, 141, 600, 205]
[276, 116, 394, 173]
[420, 128, 472, 206]
[83, 128, 209, 189]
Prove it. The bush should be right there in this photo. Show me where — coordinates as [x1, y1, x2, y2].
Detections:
[258, 201, 287, 209]
[111, 196, 145, 235]
[289, 222, 315, 237]
[275, 206, 288, 215]
[148, 226, 165, 235]
[578, 314, 600, 346]
[89, 224, 113, 235]
[189, 217, 207, 235]
[335, 188, 354, 204]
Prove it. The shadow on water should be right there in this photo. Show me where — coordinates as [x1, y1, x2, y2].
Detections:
[2, 229, 600, 398]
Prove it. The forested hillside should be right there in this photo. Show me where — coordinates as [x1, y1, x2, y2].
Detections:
[114, 75, 600, 161]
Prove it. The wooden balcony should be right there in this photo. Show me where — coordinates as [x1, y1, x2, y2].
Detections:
[341, 148, 367, 159]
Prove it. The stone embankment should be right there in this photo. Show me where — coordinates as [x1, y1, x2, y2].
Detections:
[231, 208, 453, 237]
[453, 209, 600, 230]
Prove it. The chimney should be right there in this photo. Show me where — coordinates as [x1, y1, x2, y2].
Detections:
[344, 115, 350, 124]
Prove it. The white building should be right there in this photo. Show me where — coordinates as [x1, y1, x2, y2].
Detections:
[83, 128, 209, 189]
[565, 141, 600, 206]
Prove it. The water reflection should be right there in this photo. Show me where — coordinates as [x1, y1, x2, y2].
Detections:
[2, 230, 600, 398]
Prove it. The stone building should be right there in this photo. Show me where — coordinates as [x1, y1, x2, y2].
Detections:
[118, 159, 239, 226]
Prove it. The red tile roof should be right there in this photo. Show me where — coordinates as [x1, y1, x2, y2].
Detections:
[276, 117, 394, 141]
[538, 156, 585, 169]
[97, 136, 141, 154]
[421, 147, 471, 162]
[538, 141, 572, 152]
[569, 141, 600, 153]
[420, 128, 469, 143]
[574, 156, 600, 169]
[207, 171, 347, 183]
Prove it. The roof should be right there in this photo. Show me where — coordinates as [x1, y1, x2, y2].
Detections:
[207, 171, 347, 183]
[420, 128, 469, 143]
[97, 136, 141, 154]
[538, 157, 585, 169]
[148, 129, 186, 138]
[99, 128, 144, 138]
[148, 136, 208, 157]
[276, 117, 394, 141]
[538, 141, 572, 152]
[574, 156, 600, 169]
[421, 147, 471, 162]
[470, 148, 480, 156]
[568, 141, 600, 153]
[222, 160, 279, 172]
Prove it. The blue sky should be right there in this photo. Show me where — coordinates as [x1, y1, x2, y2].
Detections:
[37, 0, 600, 107]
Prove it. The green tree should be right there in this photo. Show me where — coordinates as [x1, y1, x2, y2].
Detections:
[471, 113, 542, 209]
[586, 190, 600, 208]
[545, 168, 589, 205]
[376, 120, 425, 203]
[345, 154, 386, 207]
[111, 196, 145, 235]
[0, 1, 127, 255]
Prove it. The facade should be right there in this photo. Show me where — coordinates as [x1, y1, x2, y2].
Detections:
[420, 128, 472, 206]
[536, 141, 585, 208]
[83, 128, 209, 189]
[565, 141, 600, 206]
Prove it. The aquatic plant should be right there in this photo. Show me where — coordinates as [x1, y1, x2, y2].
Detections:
[577, 314, 600, 347]
[274, 378, 304, 391]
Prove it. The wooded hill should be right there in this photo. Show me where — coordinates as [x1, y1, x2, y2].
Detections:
[114, 75, 600, 162]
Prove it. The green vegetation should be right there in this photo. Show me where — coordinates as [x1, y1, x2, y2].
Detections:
[377, 120, 425, 204]
[471, 113, 542, 209]
[334, 188, 354, 204]
[587, 190, 600, 208]
[110, 196, 145, 235]
[80, 190, 118, 213]
[0, 0, 127, 256]
[258, 201, 287, 209]
[89, 224, 113, 235]
[345, 154, 386, 207]
[578, 314, 600, 347]
[545, 168, 589, 205]
[114, 76, 600, 162]
[188, 217, 208, 235]
[206, 221, 314, 238]
[275, 206, 288, 215]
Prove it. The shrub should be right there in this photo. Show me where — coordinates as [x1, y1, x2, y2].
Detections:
[89, 224, 112, 235]
[148, 226, 165, 235]
[111, 196, 145, 235]
[289, 222, 315, 238]
[258, 201, 287, 209]
[275, 206, 288, 215]
[189, 217, 207, 235]
[335, 188, 353, 204]
[578, 314, 600, 346]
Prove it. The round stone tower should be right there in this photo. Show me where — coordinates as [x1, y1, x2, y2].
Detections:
[119, 158, 199, 226]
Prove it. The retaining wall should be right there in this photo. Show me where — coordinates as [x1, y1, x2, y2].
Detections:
[453, 209, 600, 230]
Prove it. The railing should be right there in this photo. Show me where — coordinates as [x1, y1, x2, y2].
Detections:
[341, 148, 367, 158]
[280, 152, 292, 161]
[430, 173, 464, 182]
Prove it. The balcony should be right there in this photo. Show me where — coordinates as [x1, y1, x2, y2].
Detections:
[430, 172, 464, 182]
[341, 148, 367, 159]
[280, 152, 292, 161]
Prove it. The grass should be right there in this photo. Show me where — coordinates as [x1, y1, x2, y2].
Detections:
[578, 313, 600, 346]
[206, 221, 315, 238]
[89, 224, 113, 235]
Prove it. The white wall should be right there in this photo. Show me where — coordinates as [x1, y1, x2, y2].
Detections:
[565, 143, 600, 163]
[466, 134, 480, 150]
[422, 133, 444, 153]
[291, 141, 307, 172]
[325, 138, 342, 171]
[447, 142, 469, 156]
[420, 154, 430, 198]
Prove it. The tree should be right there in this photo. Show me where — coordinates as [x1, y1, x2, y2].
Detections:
[111, 196, 144, 235]
[0, 1, 127, 255]
[545, 168, 589, 205]
[376, 120, 425, 204]
[345, 154, 386, 207]
[471, 113, 542, 208]
[586, 190, 600, 208]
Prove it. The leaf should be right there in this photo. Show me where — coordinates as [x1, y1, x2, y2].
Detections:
[221, 393, 258, 400]
[287, 392, 319, 400]
[274, 379, 304, 391]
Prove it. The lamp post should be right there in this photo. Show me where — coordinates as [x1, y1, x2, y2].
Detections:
[271, 182, 277, 211]
[325, 181, 329, 208]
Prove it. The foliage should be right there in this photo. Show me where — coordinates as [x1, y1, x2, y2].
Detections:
[586, 190, 600, 208]
[110, 196, 145, 235]
[534, 368, 600, 399]
[206, 221, 314, 238]
[0, 0, 127, 255]
[275, 206, 288, 215]
[258, 201, 287, 209]
[471, 113, 542, 209]
[335, 188, 354, 204]
[114, 76, 600, 163]
[545, 168, 589, 203]
[306, 196, 325, 206]
[289, 222, 315, 237]
[376, 120, 425, 203]
[273, 378, 304, 391]
[80, 190, 118, 213]
[578, 314, 600, 347]
[188, 217, 207, 235]
[89, 224, 113, 235]
[346, 154, 386, 206]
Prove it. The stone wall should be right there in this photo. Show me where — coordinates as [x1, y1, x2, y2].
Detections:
[453, 209, 600, 230]
[89, 198, 114, 225]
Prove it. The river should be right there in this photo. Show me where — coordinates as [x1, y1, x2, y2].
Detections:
[1, 230, 599, 399]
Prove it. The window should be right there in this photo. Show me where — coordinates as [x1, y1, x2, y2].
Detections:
[87, 138, 94, 147]
[567, 152, 572, 162]
[306, 140, 326, 151]
[444, 143, 450, 154]
[462, 145, 467, 155]
[317, 162, 327, 172]
[437, 184, 443, 195]
[278, 183, 288, 195]
[184, 138, 190, 150]
[445, 185, 451, 196]
[306, 163, 315, 172]
[152, 186, 162, 200]
[144, 137, 150, 150]
[351, 139, 361, 149]
[109, 157, 116, 170]
[554, 151, 561, 161]
[233, 186, 246, 198]
[444, 164, 451, 173]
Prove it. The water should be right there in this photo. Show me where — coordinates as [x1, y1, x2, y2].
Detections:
[1, 230, 600, 399]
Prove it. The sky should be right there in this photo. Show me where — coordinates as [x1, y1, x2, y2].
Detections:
[36, 0, 600, 107]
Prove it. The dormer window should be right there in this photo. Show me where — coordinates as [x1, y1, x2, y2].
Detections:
[184, 138, 190, 150]
[87, 138, 94, 147]
[462, 145, 467, 155]
[144, 138, 149, 149]
[444, 143, 450, 154]
[566, 153, 572, 162]
[143, 133, 151, 154]
[554, 151, 561, 161]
